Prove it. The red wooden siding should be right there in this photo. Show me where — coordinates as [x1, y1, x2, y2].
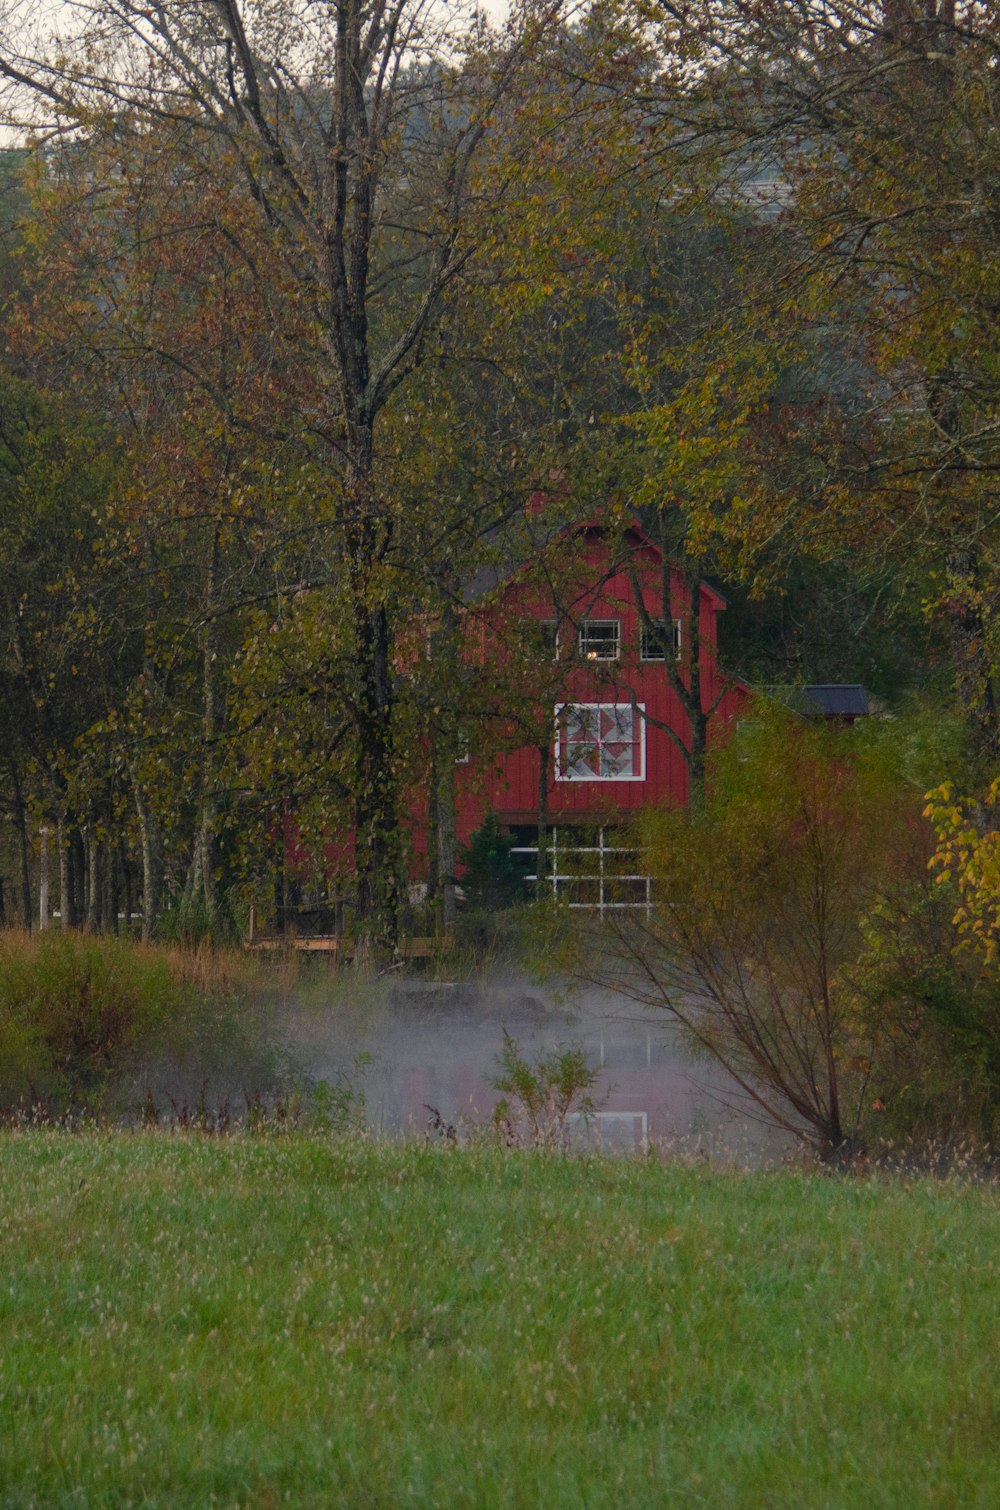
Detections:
[301, 519, 748, 890]
[451, 523, 748, 850]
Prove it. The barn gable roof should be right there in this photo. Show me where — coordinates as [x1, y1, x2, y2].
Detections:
[462, 514, 728, 611]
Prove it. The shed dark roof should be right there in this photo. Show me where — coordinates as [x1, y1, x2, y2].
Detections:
[802, 685, 869, 718]
[767, 684, 870, 718]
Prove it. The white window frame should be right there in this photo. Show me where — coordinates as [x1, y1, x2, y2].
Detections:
[554, 702, 646, 782]
[640, 618, 682, 661]
[578, 620, 621, 661]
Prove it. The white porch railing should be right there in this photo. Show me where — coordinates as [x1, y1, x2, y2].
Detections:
[510, 826, 653, 915]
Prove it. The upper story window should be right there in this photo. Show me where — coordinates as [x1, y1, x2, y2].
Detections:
[537, 620, 560, 659]
[555, 703, 645, 781]
[640, 618, 682, 661]
[578, 620, 620, 660]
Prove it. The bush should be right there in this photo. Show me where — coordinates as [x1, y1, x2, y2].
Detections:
[490, 1029, 599, 1148]
[0, 930, 279, 1117]
[855, 882, 1000, 1148]
[579, 702, 931, 1161]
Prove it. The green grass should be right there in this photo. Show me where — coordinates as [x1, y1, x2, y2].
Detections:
[0, 1136, 997, 1508]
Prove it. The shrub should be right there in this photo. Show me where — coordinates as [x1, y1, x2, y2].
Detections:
[578, 702, 930, 1161]
[855, 882, 1000, 1147]
[490, 1029, 599, 1148]
[0, 931, 279, 1116]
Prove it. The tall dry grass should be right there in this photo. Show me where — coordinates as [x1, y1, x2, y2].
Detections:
[0, 928, 284, 1116]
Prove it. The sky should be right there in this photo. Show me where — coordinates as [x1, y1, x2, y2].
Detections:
[1, 0, 516, 140]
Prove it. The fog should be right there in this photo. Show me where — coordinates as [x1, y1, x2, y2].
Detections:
[281, 971, 796, 1164]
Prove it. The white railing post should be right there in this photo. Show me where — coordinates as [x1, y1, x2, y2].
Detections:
[510, 829, 655, 914]
[598, 825, 605, 916]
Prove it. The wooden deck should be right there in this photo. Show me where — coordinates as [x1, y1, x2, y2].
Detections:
[245, 910, 452, 959]
[247, 934, 448, 959]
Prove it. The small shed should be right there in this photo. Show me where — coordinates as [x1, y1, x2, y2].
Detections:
[769, 684, 870, 725]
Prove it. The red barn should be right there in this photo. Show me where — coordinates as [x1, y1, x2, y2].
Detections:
[275, 516, 749, 930]
[441, 518, 749, 903]
[275, 517, 869, 931]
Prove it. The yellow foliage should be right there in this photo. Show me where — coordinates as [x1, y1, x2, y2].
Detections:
[924, 780, 1000, 963]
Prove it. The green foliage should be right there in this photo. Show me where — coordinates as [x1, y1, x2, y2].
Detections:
[573, 698, 1000, 1156]
[458, 815, 526, 911]
[589, 702, 930, 1156]
[651, 1, 1000, 755]
[3, 0, 998, 948]
[925, 776, 1000, 964]
[855, 874, 1000, 1146]
[303, 1056, 370, 1138]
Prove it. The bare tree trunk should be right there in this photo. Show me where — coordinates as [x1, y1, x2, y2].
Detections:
[438, 759, 457, 934]
[537, 745, 549, 900]
[178, 522, 223, 933]
[122, 847, 133, 936]
[350, 533, 400, 950]
[58, 819, 71, 928]
[681, 558, 709, 815]
[85, 825, 102, 933]
[430, 600, 460, 935]
[39, 824, 49, 931]
[199, 521, 222, 925]
[180, 826, 204, 918]
[9, 759, 32, 930]
[70, 829, 86, 930]
[687, 705, 709, 816]
[133, 782, 162, 944]
[105, 840, 120, 935]
[426, 742, 441, 909]
[275, 806, 295, 936]
[54, 812, 82, 928]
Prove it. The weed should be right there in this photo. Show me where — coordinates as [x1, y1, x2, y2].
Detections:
[490, 1029, 600, 1148]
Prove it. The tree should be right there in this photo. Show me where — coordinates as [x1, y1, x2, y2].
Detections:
[0, 0, 570, 947]
[0, 372, 128, 932]
[621, 0, 1000, 763]
[575, 704, 925, 1158]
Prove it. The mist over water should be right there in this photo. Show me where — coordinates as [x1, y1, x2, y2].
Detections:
[281, 973, 795, 1164]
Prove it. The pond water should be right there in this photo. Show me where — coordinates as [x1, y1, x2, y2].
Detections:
[284, 974, 795, 1164]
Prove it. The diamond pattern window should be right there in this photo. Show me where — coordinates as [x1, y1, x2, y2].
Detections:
[556, 703, 645, 781]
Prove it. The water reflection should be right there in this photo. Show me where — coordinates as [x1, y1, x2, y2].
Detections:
[288, 976, 795, 1165]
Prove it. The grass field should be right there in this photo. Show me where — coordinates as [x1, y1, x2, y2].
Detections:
[0, 1134, 997, 1508]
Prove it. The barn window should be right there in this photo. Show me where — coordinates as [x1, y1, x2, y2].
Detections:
[640, 618, 682, 661]
[578, 620, 620, 660]
[538, 620, 560, 659]
[555, 703, 645, 781]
